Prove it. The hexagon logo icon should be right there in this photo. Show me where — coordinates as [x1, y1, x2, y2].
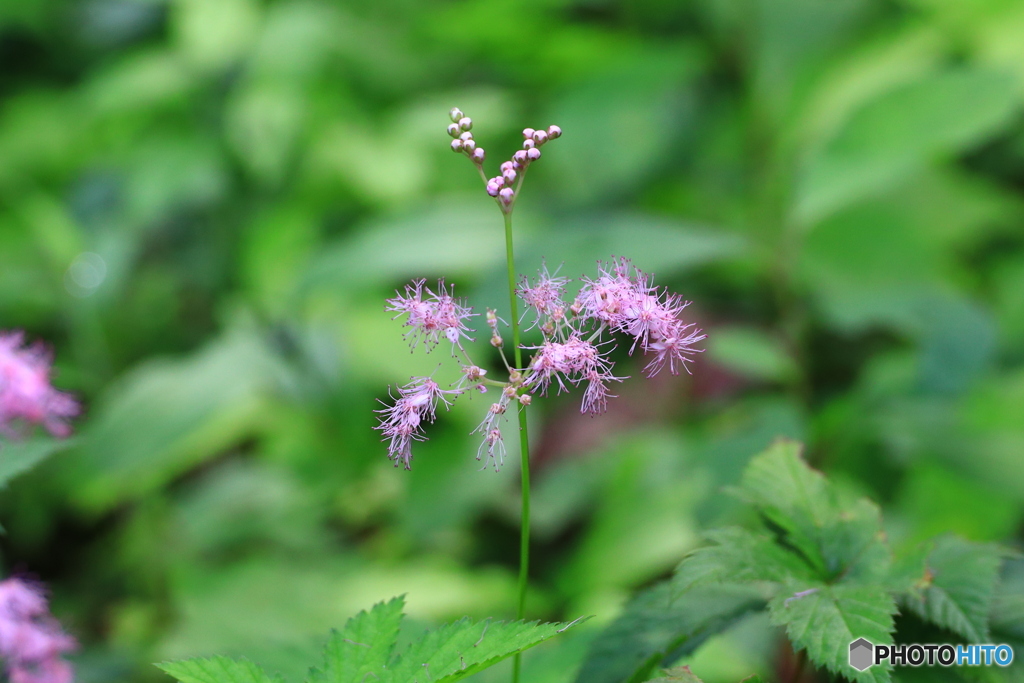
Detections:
[850, 638, 874, 671]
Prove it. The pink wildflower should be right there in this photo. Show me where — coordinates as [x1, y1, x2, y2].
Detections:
[575, 258, 705, 375]
[386, 279, 475, 352]
[0, 333, 78, 439]
[375, 377, 462, 469]
[0, 578, 75, 683]
[524, 336, 620, 414]
[517, 265, 569, 330]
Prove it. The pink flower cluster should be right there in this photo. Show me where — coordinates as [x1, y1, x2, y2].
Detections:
[572, 257, 706, 376]
[0, 578, 75, 683]
[0, 333, 78, 439]
[385, 279, 475, 351]
[376, 259, 704, 470]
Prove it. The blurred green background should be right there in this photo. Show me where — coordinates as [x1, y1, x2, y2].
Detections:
[1, 0, 1024, 680]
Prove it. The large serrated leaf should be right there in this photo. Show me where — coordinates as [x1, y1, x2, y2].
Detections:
[157, 656, 284, 683]
[307, 596, 405, 683]
[672, 527, 816, 595]
[575, 582, 765, 683]
[738, 440, 890, 583]
[903, 536, 1003, 643]
[768, 583, 895, 683]
[384, 616, 585, 683]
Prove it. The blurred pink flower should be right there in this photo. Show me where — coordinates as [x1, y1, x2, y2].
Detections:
[0, 333, 78, 439]
[0, 578, 75, 683]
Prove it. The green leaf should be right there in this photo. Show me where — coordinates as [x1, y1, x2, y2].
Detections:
[574, 582, 765, 683]
[308, 596, 405, 683]
[738, 440, 889, 582]
[157, 656, 284, 683]
[768, 583, 895, 683]
[903, 536, 1003, 642]
[0, 437, 70, 488]
[707, 327, 798, 383]
[797, 66, 1020, 223]
[62, 328, 280, 515]
[647, 665, 704, 682]
[385, 616, 587, 683]
[672, 527, 815, 595]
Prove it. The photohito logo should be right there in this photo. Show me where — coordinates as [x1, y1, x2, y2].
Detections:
[849, 639, 1014, 670]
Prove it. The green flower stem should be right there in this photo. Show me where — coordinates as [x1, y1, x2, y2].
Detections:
[503, 210, 532, 683]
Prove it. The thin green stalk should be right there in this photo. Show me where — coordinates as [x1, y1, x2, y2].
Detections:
[504, 211, 532, 683]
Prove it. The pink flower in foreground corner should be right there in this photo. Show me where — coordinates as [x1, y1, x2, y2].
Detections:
[0, 333, 79, 439]
[0, 578, 76, 683]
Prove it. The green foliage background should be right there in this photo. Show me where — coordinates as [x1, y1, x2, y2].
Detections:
[1, 0, 1024, 680]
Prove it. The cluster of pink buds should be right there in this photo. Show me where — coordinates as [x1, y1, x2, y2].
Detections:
[447, 107, 561, 212]
[376, 259, 704, 470]
[485, 126, 561, 209]
[447, 108, 485, 165]
[0, 332, 79, 440]
[0, 577, 75, 683]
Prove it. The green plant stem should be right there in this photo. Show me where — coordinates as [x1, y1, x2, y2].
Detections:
[504, 210, 532, 683]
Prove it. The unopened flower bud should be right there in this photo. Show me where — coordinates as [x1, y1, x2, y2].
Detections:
[512, 160, 523, 171]
[500, 161, 514, 173]
[451, 139, 464, 152]
[522, 138, 535, 150]
[523, 128, 535, 139]
[458, 117, 472, 131]
[459, 131, 473, 142]
[486, 181, 500, 196]
[491, 175, 505, 187]
[502, 169, 517, 184]
[527, 147, 541, 161]
[518, 394, 532, 406]
[447, 123, 461, 137]
[533, 130, 548, 145]
[463, 138, 476, 152]
[499, 187, 514, 205]
[471, 147, 485, 163]
[547, 125, 561, 139]
[513, 150, 528, 164]
[450, 107, 464, 123]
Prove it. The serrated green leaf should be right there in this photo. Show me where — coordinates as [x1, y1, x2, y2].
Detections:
[307, 596, 405, 683]
[903, 536, 1003, 642]
[768, 583, 895, 683]
[647, 664, 704, 682]
[384, 616, 586, 683]
[0, 437, 70, 487]
[738, 440, 890, 582]
[157, 656, 284, 683]
[672, 527, 815, 596]
[575, 582, 765, 683]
